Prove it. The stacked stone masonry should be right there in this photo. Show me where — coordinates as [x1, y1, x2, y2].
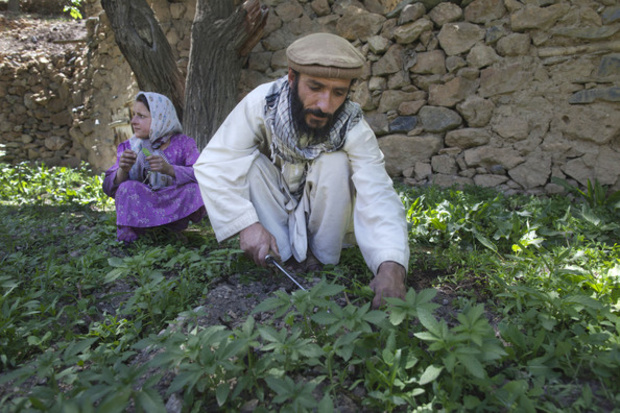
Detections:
[0, 0, 618, 195]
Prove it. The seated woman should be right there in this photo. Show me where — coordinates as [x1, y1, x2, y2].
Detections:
[103, 92, 206, 243]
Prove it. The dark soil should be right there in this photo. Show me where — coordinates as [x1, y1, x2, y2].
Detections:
[0, 11, 86, 58]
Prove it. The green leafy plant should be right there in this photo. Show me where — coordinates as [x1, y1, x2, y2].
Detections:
[1, 162, 619, 412]
[64, 0, 83, 19]
[552, 177, 620, 209]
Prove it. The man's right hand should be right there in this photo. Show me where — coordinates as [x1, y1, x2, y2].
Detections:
[239, 222, 280, 267]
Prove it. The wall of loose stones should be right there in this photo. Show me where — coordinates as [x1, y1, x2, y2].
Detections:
[0, 37, 86, 168]
[239, 0, 620, 195]
[1, 0, 618, 196]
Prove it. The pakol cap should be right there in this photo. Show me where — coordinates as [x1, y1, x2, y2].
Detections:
[286, 32, 365, 79]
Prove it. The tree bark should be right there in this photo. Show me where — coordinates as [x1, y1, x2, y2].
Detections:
[184, 0, 268, 149]
[7, 0, 20, 13]
[100, 0, 186, 120]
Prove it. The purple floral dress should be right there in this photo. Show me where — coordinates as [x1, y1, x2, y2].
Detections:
[103, 134, 206, 242]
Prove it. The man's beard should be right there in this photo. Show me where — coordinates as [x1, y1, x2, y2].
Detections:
[290, 78, 344, 143]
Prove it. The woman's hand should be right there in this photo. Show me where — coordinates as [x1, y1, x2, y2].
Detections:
[119, 149, 137, 172]
[115, 149, 137, 184]
[146, 155, 175, 177]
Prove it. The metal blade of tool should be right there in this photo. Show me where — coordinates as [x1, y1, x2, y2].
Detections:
[265, 255, 308, 291]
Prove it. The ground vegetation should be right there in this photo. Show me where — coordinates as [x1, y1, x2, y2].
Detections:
[0, 161, 619, 412]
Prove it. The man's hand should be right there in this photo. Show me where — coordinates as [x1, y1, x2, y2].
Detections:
[239, 222, 280, 267]
[370, 261, 406, 309]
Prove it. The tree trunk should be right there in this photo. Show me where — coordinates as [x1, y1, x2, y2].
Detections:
[184, 0, 267, 149]
[100, 0, 186, 120]
[7, 0, 20, 13]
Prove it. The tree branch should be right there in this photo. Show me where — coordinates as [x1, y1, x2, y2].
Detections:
[101, 0, 185, 120]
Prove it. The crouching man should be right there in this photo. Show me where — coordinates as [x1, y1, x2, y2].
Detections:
[194, 32, 409, 308]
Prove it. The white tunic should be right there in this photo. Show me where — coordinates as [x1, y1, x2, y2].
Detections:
[194, 79, 410, 274]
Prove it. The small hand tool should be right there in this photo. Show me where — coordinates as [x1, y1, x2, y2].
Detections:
[265, 254, 307, 291]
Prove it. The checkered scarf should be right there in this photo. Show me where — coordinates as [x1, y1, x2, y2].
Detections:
[265, 77, 362, 198]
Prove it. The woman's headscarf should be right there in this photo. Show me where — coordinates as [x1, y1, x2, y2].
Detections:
[128, 92, 182, 190]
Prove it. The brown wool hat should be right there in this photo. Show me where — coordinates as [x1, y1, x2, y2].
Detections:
[286, 32, 365, 79]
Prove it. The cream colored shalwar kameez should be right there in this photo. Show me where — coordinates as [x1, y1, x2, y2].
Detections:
[194, 78, 409, 275]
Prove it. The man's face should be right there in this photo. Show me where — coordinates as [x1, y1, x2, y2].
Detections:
[288, 69, 351, 136]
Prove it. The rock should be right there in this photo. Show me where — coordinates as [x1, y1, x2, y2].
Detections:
[464, 0, 506, 24]
[464, 146, 525, 170]
[419, 105, 462, 132]
[414, 161, 432, 180]
[466, 44, 500, 69]
[496, 33, 530, 57]
[44, 136, 70, 151]
[551, 26, 620, 40]
[399, 100, 426, 115]
[594, 148, 620, 186]
[445, 128, 491, 149]
[597, 54, 620, 78]
[393, 18, 434, 44]
[431, 154, 458, 174]
[364, 113, 390, 135]
[474, 174, 509, 187]
[51, 110, 73, 127]
[432, 173, 474, 188]
[399, 3, 426, 25]
[378, 134, 443, 176]
[508, 154, 551, 189]
[429, 77, 478, 107]
[428, 2, 462, 27]
[248, 52, 272, 72]
[485, 25, 507, 44]
[410, 50, 446, 74]
[555, 103, 620, 145]
[562, 156, 594, 187]
[337, 6, 386, 41]
[378, 90, 424, 113]
[479, 63, 527, 98]
[492, 115, 529, 141]
[170, 3, 185, 20]
[446, 55, 467, 73]
[601, 6, 620, 24]
[437, 22, 485, 56]
[510, 3, 571, 31]
[310, 0, 330, 16]
[275, 1, 304, 22]
[367, 35, 390, 54]
[568, 87, 620, 104]
[372, 44, 404, 76]
[389, 116, 417, 133]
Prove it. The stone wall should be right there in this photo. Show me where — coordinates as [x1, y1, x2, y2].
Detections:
[1, 0, 619, 194]
[0, 25, 87, 168]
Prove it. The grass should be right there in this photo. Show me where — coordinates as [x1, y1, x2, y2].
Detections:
[0, 161, 619, 412]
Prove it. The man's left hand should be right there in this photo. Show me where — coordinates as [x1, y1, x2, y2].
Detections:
[370, 261, 406, 309]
